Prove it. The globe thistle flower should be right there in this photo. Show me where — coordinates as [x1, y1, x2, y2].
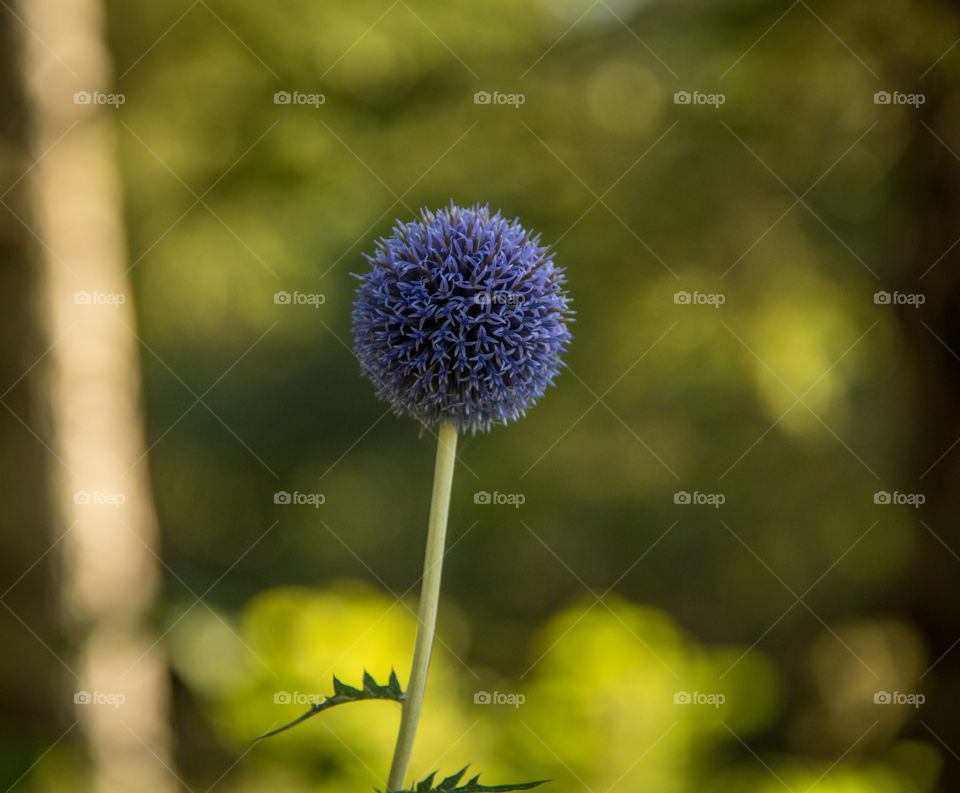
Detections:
[351, 203, 573, 433]
[262, 203, 570, 790]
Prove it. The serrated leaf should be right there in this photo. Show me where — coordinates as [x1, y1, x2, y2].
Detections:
[378, 767, 549, 793]
[388, 669, 403, 697]
[333, 675, 363, 698]
[438, 767, 468, 790]
[255, 670, 405, 742]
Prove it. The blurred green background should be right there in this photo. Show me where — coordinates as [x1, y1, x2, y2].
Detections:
[4, 0, 960, 791]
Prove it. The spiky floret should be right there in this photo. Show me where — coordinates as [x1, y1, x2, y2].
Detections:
[352, 203, 573, 434]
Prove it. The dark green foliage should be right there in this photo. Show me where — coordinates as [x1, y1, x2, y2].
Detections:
[256, 670, 404, 741]
[382, 766, 548, 793]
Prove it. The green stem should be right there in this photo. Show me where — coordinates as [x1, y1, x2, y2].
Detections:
[386, 422, 459, 792]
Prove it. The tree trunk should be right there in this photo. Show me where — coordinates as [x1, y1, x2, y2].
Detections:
[15, 0, 179, 789]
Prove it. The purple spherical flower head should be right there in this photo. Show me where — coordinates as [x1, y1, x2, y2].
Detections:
[352, 203, 573, 434]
